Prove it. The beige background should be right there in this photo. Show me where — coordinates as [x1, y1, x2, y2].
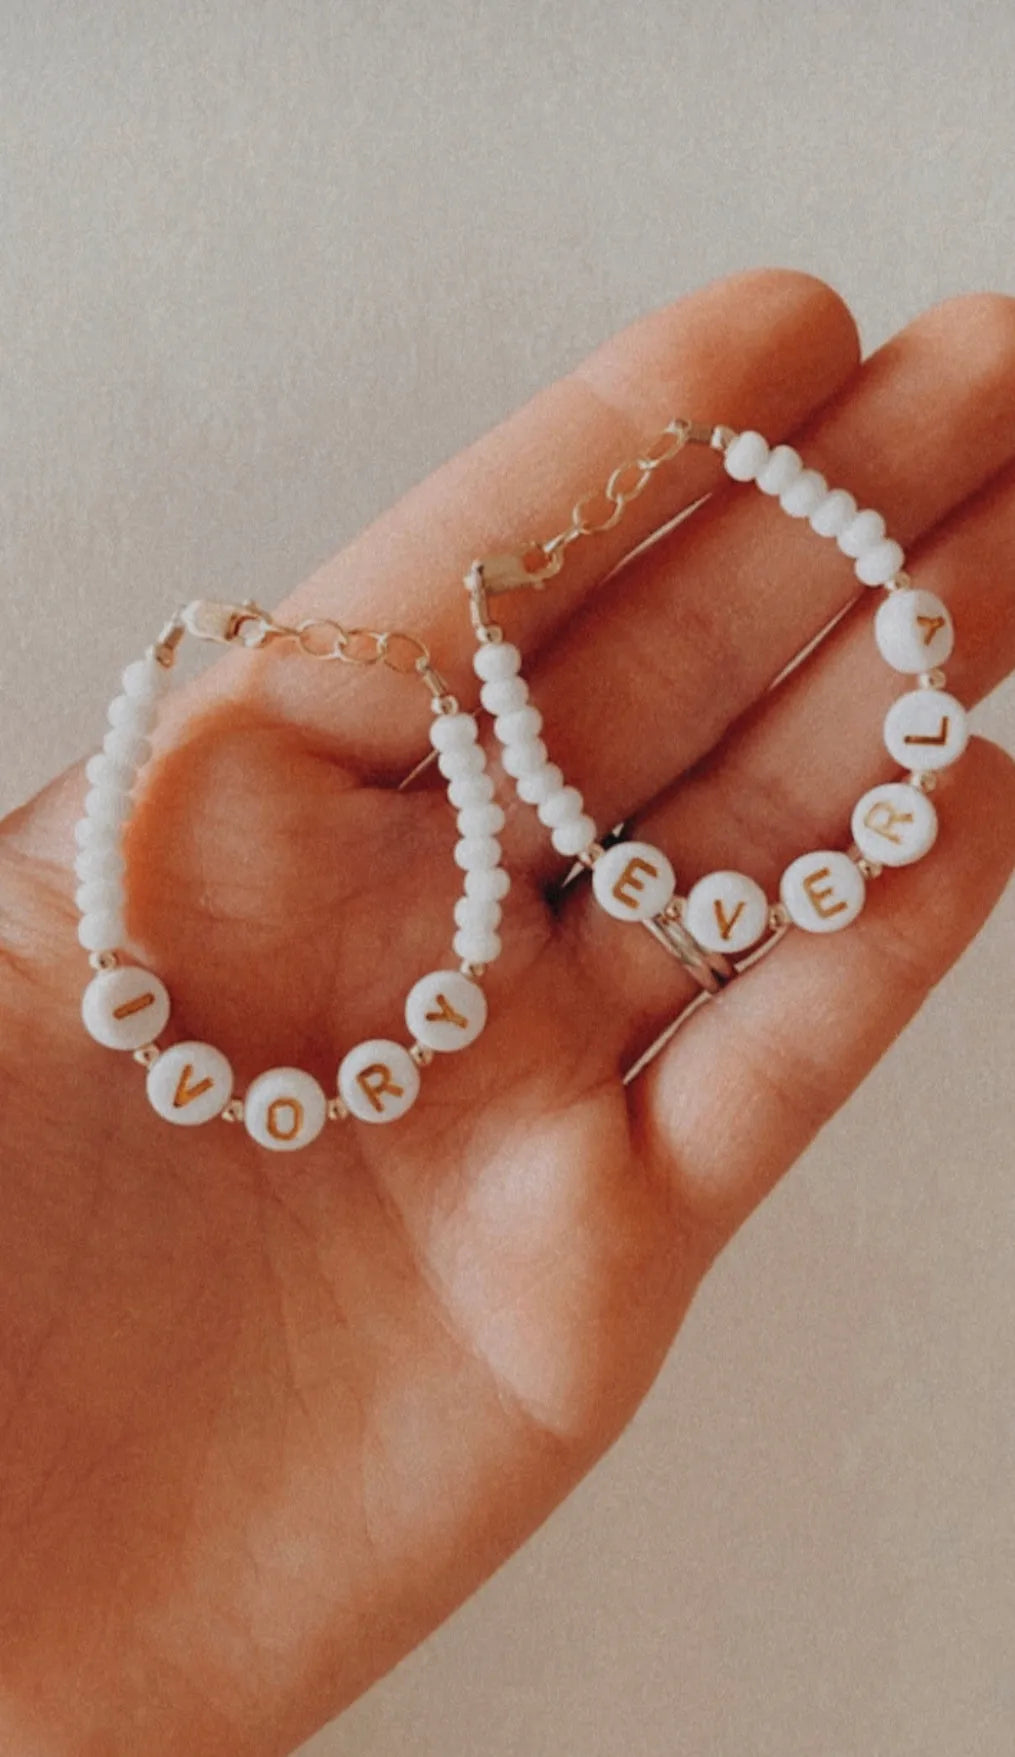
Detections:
[3, 3, 1014, 1753]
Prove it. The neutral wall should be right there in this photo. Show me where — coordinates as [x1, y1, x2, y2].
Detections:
[3, 4, 1013, 1753]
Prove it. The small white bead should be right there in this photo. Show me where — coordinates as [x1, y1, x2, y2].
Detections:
[683, 870, 770, 954]
[77, 908, 126, 952]
[339, 1039, 421, 1123]
[452, 927, 503, 965]
[102, 726, 151, 769]
[856, 538, 905, 587]
[494, 704, 543, 746]
[851, 782, 939, 868]
[74, 815, 118, 850]
[85, 752, 133, 791]
[437, 743, 485, 780]
[447, 771, 495, 810]
[464, 865, 510, 901]
[536, 784, 585, 828]
[456, 802, 505, 839]
[501, 738, 548, 779]
[75, 877, 123, 914]
[473, 640, 522, 683]
[779, 468, 828, 519]
[74, 845, 125, 882]
[481, 676, 529, 717]
[780, 852, 866, 934]
[515, 762, 565, 806]
[146, 1041, 234, 1127]
[84, 786, 132, 829]
[874, 588, 954, 673]
[81, 965, 171, 1050]
[591, 840, 676, 920]
[838, 508, 887, 558]
[454, 895, 503, 932]
[244, 1066, 328, 1150]
[107, 693, 157, 734]
[405, 969, 488, 1053]
[723, 430, 770, 483]
[429, 712, 479, 752]
[809, 488, 858, 538]
[550, 814, 598, 858]
[757, 445, 802, 497]
[121, 656, 168, 702]
[884, 688, 969, 771]
[454, 836, 501, 871]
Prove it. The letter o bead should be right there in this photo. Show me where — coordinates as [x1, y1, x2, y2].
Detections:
[146, 1041, 234, 1126]
[780, 852, 866, 934]
[244, 1067, 327, 1151]
[851, 781, 938, 868]
[339, 1039, 421, 1124]
[81, 964, 171, 1050]
[683, 870, 769, 955]
[405, 970, 488, 1053]
[591, 841, 676, 922]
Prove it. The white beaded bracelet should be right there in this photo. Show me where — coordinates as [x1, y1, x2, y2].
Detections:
[75, 600, 508, 1147]
[466, 420, 966, 989]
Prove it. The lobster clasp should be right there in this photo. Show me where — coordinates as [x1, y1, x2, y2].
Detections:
[180, 599, 290, 647]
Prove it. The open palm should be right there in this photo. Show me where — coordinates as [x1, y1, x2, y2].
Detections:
[2, 270, 1014, 1757]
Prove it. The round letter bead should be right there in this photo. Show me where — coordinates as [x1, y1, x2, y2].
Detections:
[429, 712, 478, 752]
[723, 430, 770, 483]
[838, 508, 886, 558]
[244, 1066, 327, 1150]
[515, 762, 565, 806]
[146, 1041, 234, 1127]
[473, 640, 522, 683]
[464, 865, 510, 901]
[405, 969, 488, 1053]
[874, 588, 954, 673]
[855, 538, 905, 587]
[501, 737, 548, 779]
[810, 488, 858, 539]
[883, 688, 969, 771]
[851, 782, 938, 868]
[757, 444, 802, 497]
[780, 852, 866, 934]
[480, 676, 529, 717]
[339, 1039, 421, 1124]
[780, 469, 827, 519]
[550, 814, 597, 859]
[683, 870, 770, 955]
[81, 965, 171, 1050]
[591, 840, 676, 921]
[77, 908, 126, 952]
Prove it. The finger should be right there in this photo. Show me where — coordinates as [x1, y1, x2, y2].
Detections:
[569, 444, 1015, 1059]
[244, 270, 858, 771]
[627, 737, 1015, 1253]
[501, 293, 1015, 877]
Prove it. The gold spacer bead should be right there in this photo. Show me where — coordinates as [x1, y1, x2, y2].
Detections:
[909, 770, 938, 794]
[768, 901, 790, 931]
[132, 1043, 160, 1069]
[459, 960, 487, 980]
[476, 623, 505, 646]
[89, 949, 119, 972]
[660, 895, 686, 922]
[326, 1095, 349, 1123]
[221, 1098, 245, 1123]
[409, 1042, 435, 1068]
[918, 667, 947, 690]
[856, 857, 883, 880]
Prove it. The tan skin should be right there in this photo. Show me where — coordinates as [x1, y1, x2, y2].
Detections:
[2, 270, 1014, 1755]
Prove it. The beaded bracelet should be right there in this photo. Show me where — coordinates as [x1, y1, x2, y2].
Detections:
[466, 421, 965, 989]
[74, 600, 508, 1147]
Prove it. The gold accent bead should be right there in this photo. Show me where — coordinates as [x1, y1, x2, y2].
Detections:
[909, 770, 938, 794]
[856, 857, 883, 880]
[326, 1095, 349, 1123]
[768, 901, 790, 931]
[221, 1098, 245, 1123]
[409, 1042, 435, 1068]
[132, 1043, 160, 1069]
[918, 667, 947, 690]
[89, 949, 119, 972]
[458, 960, 487, 980]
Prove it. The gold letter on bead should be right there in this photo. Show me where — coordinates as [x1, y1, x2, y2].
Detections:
[173, 1063, 215, 1108]
[862, 799, 915, 845]
[612, 857, 659, 911]
[425, 992, 469, 1031]
[112, 990, 157, 1020]
[905, 715, 950, 746]
[801, 865, 848, 920]
[713, 897, 746, 942]
[917, 613, 947, 646]
[357, 1063, 405, 1114]
[266, 1097, 303, 1142]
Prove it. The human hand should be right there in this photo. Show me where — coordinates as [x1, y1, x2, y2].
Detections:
[2, 269, 1013, 1756]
